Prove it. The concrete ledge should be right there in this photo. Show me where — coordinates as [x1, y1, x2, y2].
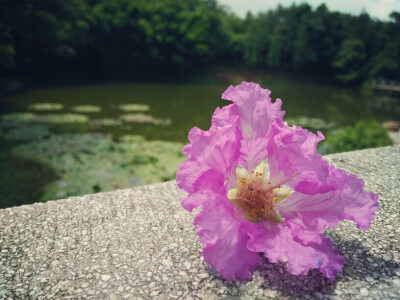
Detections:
[1, 146, 399, 299]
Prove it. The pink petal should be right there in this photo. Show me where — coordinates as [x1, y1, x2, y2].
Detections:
[176, 105, 241, 194]
[181, 169, 225, 212]
[195, 193, 261, 280]
[222, 82, 285, 170]
[277, 192, 338, 245]
[267, 121, 333, 194]
[238, 137, 271, 170]
[328, 167, 379, 230]
[277, 167, 378, 245]
[246, 222, 344, 280]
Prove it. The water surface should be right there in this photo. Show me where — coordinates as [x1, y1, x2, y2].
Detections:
[0, 77, 396, 208]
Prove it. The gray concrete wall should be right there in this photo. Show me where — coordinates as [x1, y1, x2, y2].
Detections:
[1, 145, 399, 299]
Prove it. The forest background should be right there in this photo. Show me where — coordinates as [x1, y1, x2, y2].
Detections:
[1, 0, 399, 87]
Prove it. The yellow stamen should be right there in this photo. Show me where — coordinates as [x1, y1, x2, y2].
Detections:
[227, 162, 296, 223]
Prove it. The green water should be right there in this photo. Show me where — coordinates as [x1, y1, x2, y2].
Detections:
[0, 76, 398, 208]
[1, 83, 227, 142]
[1, 81, 396, 141]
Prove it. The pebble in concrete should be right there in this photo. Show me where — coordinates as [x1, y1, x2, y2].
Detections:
[0, 145, 399, 299]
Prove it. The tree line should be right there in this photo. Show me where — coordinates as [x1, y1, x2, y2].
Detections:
[0, 0, 399, 86]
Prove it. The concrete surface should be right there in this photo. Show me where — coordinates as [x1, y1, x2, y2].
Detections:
[0, 145, 399, 299]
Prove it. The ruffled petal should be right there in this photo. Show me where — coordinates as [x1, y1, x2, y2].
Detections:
[195, 193, 261, 280]
[246, 222, 344, 280]
[277, 192, 338, 245]
[277, 167, 378, 245]
[181, 169, 225, 212]
[267, 120, 333, 194]
[239, 137, 270, 170]
[328, 167, 379, 230]
[222, 82, 285, 171]
[176, 105, 241, 194]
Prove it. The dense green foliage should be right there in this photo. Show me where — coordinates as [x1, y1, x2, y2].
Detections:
[242, 5, 400, 85]
[0, 0, 399, 85]
[321, 121, 393, 154]
[0, 0, 226, 77]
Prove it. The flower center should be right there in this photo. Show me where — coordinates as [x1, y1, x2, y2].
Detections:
[227, 162, 294, 223]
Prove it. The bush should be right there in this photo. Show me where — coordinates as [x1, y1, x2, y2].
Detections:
[320, 120, 393, 154]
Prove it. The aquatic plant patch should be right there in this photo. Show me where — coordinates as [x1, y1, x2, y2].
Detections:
[0, 124, 50, 141]
[118, 135, 146, 143]
[0, 113, 37, 125]
[13, 133, 184, 201]
[117, 104, 150, 112]
[119, 113, 171, 126]
[72, 105, 102, 113]
[119, 113, 154, 123]
[28, 103, 64, 111]
[38, 114, 89, 124]
[89, 118, 122, 127]
[0, 113, 89, 124]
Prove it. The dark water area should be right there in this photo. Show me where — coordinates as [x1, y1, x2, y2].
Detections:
[0, 72, 398, 208]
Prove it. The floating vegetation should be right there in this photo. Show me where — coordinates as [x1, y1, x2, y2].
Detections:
[39, 113, 89, 124]
[284, 116, 336, 130]
[153, 118, 172, 126]
[13, 133, 184, 201]
[0, 112, 89, 124]
[89, 118, 122, 126]
[119, 134, 145, 143]
[1, 113, 37, 124]
[119, 113, 154, 123]
[72, 105, 101, 113]
[119, 113, 171, 126]
[118, 104, 150, 112]
[28, 103, 64, 111]
[0, 125, 50, 141]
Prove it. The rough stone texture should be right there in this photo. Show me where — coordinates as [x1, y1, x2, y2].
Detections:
[1, 145, 399, 299]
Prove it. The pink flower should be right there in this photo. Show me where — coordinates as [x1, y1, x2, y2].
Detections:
[176, 82, 378, 281]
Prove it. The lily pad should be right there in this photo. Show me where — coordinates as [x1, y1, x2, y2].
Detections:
[37, 114, 89, 124]
[0, 113, 89, 124]
[72, 105, 101, 113]
[1, 113, 37, 123]
[118, 104, 150, 112]
[89, 118, 122, 126]
[119, 113, 171, 126]
[119, 113, 155, 124]
[28, 103, 64, 111]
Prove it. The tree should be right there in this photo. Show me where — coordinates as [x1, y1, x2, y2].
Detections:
[332, 39, 367, 86]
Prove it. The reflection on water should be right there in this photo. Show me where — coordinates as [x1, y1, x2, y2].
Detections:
[0, 77, 397, 208]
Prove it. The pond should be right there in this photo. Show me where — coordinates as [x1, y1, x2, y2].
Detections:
[0, 74, 397, 208]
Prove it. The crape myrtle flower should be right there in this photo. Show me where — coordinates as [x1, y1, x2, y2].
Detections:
[176, 82, 378, 281]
